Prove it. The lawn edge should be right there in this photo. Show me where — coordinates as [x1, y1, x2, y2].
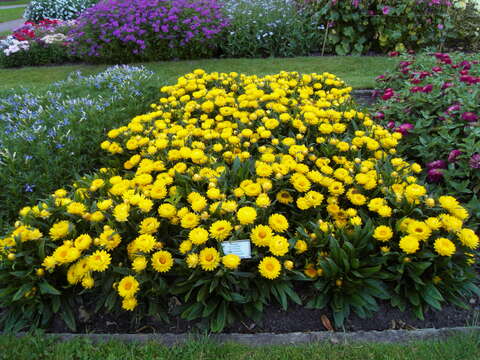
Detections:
[3, 326, 480, 346]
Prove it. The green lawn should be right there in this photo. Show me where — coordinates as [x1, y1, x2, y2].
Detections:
[0, 6, 24, 22]
[0, 56, 395, 91]
[0, 333, 478, 360]
[0, 0, 29, 6]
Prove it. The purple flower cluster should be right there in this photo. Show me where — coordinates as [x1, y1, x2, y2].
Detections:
[70, 0, 228, 59]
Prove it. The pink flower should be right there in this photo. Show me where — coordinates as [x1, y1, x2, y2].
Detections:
[382, 6, 390, 15]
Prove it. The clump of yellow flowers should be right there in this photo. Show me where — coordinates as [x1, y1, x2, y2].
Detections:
[1, 70, 478, 324]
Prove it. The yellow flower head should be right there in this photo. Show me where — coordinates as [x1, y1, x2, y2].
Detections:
[276, 191, 293, 204]
[118, 276, 139, 298]
[407, 221, 431, 241]
[237, 206, 257, 225]
[434, 237, 456, 257]
[151, 250, 173, 273]
[209, 220, 233, 241]
[88, 250, 111, 272]
[373, 225, 393, 242]
[222, 254, 241, 270]
[457, 229, 479, 249]
[399, 235, 420, 254]
[258, 257, 281, 280]
[49, 221, 72, 241]
[268, 214, 289, 233]
[269, 235, 289, 256]
[186, 253, 199, 268]
[132, 256, 148, 272]
[188, 227, 209, 245]
[122, 297, 138, 311]
[199, 247, 220, 271]
[74, 234, 92, 251]
[139, 217, 160, 234]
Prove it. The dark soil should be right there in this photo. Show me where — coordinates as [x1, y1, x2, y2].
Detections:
[47, 287, 480, 335]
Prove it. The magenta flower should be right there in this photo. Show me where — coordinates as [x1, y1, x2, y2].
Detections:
[426, 160, 447, 169]
[461, 112, 478, 122]
[427, 168, 444, 183]
[421, 84, 433, 93]
[382, 6, 390, 15]
[382, 89, 394, 100]
[441, 82, 453, 90]
[396, 123, 414, 135]
[448, 150, 462, 163]
[470, 154, 480, 169]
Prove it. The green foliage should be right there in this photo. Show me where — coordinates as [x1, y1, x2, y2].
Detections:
[219, 0, 322, 58]
[0, 41, 77, 68]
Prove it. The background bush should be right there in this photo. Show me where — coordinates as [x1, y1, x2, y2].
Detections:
[298, 0, 455, 55]
[219, 0, 321, 58]
[0, 20, 78, 68]
[0, 65, 159, 232]
[70, 0, 229, 64]
[374, 53, 480, 228]
[24, 0, 98, 22]
[448, 0, 480, 52]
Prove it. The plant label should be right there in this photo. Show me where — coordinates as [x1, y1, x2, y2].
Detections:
[221, 240, 251, 259]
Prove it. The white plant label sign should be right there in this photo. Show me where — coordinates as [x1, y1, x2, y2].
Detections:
[221, 240, 252, 259]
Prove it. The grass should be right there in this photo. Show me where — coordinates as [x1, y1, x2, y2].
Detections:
[0, 29, 10, 37]
[0, 6, 24, 22]
[0, 333, 478, 360]
[0, 56, 396, 91]
[0, 0, 29, 6]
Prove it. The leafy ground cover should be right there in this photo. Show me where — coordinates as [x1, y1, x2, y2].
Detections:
[374, 53, 480, 228]
[0, 333, 479, 360]
[0, 56, 396, 90]
[0, 6, 24, 22]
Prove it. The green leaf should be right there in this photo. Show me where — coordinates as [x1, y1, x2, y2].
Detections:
[210, 302, 227, 333]
[61, 305, 77, 332]
[12, 284, 33, 302]
[38, 281, 61, 295]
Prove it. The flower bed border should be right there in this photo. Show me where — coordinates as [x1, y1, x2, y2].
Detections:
[5, 326, 480, 346]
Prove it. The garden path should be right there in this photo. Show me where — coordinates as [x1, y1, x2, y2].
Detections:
[0, 4, 26, 9]
[0, 18, 23, 32]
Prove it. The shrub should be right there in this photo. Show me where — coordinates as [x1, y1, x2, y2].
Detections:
[298, 0, 454, 55]
[219, 0, 321, 58]
[374, 53, 480, 228]
[69, 0, 229, 63]
[0, 65, 158, 232]
[0, 20, 78, 68]
[448, 0, 480, 52]
[1, 70, 478, 332]
[24, 0, 98, 22]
